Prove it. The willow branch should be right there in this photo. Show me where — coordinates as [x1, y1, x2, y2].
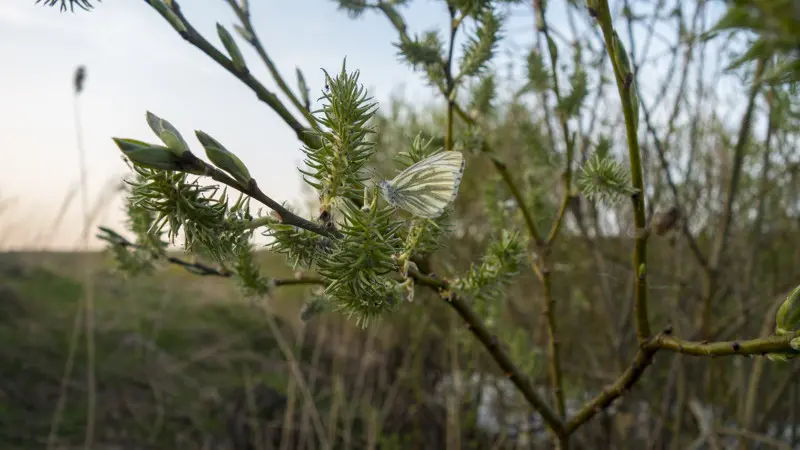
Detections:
[222, 0, 317, 127]
[532, 0, 574, 247]
[646, 334, 794, 356]
[99, 231, 325, 286]
[409, 268, 567, 438]
[142, 0, 320, 149]
[182, 154, 338, 238]
[595, 0, 651, 341]
[566, 348, 656, 433]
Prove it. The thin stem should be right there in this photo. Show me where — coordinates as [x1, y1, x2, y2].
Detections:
[647, 334, 794, 356]
[532, 0, 574, 246]
[566, 348, 656, 433]
[444, 5, 458, 152]
[223, 0, 317, 127]
[485, 151, 544, 245]
[540, 260, 566, 419]
[185, 154, 339, 238]
[73, 84, 96, 450]
[409, 268, 568, 438]
[595, 0, 651, 341]
[104, 233, 325, 285]
[143, 0, 320, 149]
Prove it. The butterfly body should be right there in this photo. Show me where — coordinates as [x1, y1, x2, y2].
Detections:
[378, 151, 466, 219]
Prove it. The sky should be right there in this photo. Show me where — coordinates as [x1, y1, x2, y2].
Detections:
[0, 0, 733, 251]
[0, 0, 549, 250]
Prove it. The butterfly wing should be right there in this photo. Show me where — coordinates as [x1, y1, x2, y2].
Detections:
[387, 151, 466, 218]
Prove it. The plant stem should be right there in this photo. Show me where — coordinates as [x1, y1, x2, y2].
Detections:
[143, 0, 320, 149]
[223, 0, 317, 127]
[410, 269, 568, 438]
[595, 0, 651, 341]
[647, 334, 793, 356]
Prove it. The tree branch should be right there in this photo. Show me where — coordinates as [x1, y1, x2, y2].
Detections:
[409, 268, 568, 438]
[142, 0, 320, 149]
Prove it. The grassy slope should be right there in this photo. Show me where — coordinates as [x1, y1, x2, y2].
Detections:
[0, 250, 311, 448]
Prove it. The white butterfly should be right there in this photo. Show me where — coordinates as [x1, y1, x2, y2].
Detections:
[377, 151, 466, 218]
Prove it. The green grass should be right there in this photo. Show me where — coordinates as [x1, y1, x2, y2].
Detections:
[0, 251, 305, 448]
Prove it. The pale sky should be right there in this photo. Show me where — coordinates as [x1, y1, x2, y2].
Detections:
[0, 0, 547, 250]
[0, 1, 731, 251]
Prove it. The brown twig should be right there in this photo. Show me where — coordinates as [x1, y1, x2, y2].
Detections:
[409, 269, 568, 439]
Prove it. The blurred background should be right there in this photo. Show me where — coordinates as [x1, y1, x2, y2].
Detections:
[1, 0, 799, 449]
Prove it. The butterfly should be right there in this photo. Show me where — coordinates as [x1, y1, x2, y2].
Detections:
[377, 151, 466, 218]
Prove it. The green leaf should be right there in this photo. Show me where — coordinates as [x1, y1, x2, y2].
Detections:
[195, 130, 253, 185]
[149, 0, 187, 33]
[145, 111, 190, 156]
[377, 3, 407, 33]
[217, 23, 248, 73]
[296, 67, 310, 110]
[776, 285, 800, 336]
[458, 7, 502, 80]
[233, 24, 254, 43]
[524, 49, 550, 93]
[611, 30, 632, 79]
[112, 138, 184, 171]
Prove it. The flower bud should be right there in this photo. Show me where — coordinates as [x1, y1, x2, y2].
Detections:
[217, 24, 247, 73]
[150, 0, 187, 33]
[776, 285, 800, 336]
[612, 30, 632, 80]
[195, 130, 252, 185]
[113, 138, 184, 171]
[146, 111, 190, 156]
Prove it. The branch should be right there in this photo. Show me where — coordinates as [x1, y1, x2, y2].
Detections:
[142, 0, 320, 149]
[532, 0, 575, 247]
[180, 153, 339, 238]
[222, 0, 317, 126]
[566, 348, 656, 433]
[99, 229, 325, 286]
[647, 334, 794, 357]
[593, 1, 652, 341]
[409, 268, 568, 438]
[566, 327, 797, 434]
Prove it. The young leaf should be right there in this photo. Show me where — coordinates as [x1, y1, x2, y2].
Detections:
[217, 23, 248, 73]
[146, 111, 190, 156]
[149, 0, 187, 33]
[776, 285, 800, 336]
[195, 130, 253, 185]
[112, 138, 185, 171]
[296, 67, 311, 110]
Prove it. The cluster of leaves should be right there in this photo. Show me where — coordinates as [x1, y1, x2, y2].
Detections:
[36, 0, 96, 12]
[96, 184, 166, 277]
[316, 199, 405, 325]
[388, 0, 504, 91]
[577, 153, 638, 206]
[706, 0, 800, 88]
[300, 66, 378, 214]
[452, 230, 527, 322]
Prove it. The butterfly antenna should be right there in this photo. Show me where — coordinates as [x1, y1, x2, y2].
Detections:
[367, 167, 382, 184]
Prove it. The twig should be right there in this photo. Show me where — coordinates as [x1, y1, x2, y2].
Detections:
[103, 232, 325, 286]
[647, 334, 793, 356]
[222, 0, 317, 127]
[566, 347, 656, 433]
[409, 268, 568, 438]
[142, 0, 320, 149]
